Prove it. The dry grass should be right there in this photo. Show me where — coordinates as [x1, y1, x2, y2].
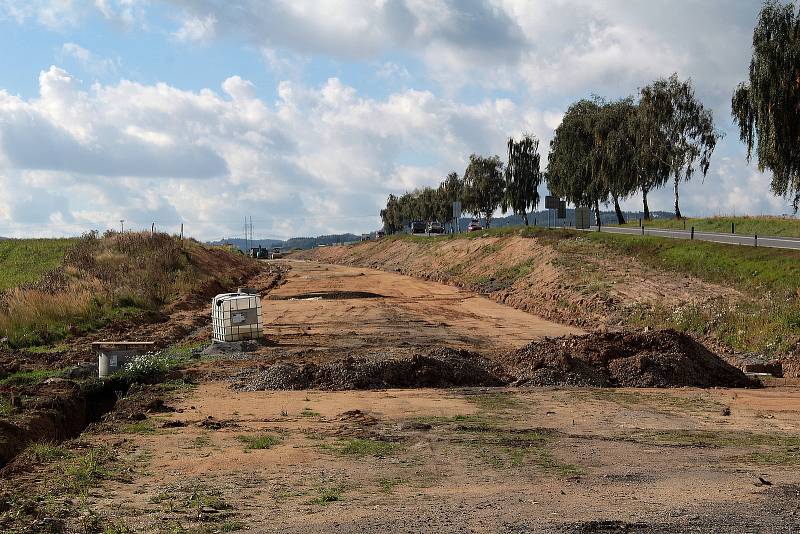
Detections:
[0, 231, 254, 347]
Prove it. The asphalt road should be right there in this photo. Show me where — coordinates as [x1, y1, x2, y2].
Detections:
[585, 225, 800, 250]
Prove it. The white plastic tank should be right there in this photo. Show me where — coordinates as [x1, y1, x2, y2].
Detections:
[212, 290, 263, 342]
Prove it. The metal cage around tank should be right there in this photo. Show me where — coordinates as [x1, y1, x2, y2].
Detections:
[211, 291, 264, 342]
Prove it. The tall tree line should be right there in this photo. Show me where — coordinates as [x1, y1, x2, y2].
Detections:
[382, 0, 800, 231]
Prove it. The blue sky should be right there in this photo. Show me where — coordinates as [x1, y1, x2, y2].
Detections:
[0, 0, 794, 240]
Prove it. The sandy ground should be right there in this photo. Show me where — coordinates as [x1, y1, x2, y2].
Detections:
[5, 259, 800, 533]
[262, 259, 581, 353]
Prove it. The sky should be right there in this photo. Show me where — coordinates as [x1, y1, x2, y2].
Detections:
[0, 0, 795, 241]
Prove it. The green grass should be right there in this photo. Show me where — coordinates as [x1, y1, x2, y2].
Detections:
[309, 485, 344, 505]
[320, 438, 398, 458]
[299, 407, 320, 417]
[585, 232, 800, 296]
[23, 442, 71, 462]
[617, 215, 800, 238]
[0, 238, 74, 292]
[0, 368, 65, 387]
[236, 434, 281, 450]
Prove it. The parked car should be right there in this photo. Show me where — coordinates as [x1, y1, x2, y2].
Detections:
[467, 220, 482, 232]
[410, 220, 426, 234]
[270, 247, 283, 259]
[427, 221, 444, 234]
[376, 230, 385, 239]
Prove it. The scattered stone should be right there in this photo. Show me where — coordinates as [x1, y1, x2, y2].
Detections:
[720, 407, 731, 416]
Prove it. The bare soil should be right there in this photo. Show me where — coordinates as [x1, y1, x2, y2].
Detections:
[0, 259, 798, 533]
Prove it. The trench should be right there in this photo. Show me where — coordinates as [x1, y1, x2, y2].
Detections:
[0, 377, 128, 468]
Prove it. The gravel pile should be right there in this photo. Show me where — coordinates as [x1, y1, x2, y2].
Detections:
[232, 348, 503, 391]
[504, 329, 754, 388]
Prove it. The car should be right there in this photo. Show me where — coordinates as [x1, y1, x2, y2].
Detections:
[410, 220, 426, 234]
[427, 221, 444, 234]
[467, 220, 482, 232]
[270, 247, 283, 259]
[376, 230, 385, 239]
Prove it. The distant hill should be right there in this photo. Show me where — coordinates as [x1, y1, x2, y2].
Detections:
[209, 233, 361, 252]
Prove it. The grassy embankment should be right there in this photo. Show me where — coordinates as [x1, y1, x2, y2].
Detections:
[0, 239, 74, 292]
[0, 232, 250, 348]
[616, 215, 800, 237]
[386, 219, 800, 356]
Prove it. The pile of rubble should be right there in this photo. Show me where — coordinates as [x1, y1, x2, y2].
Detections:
[503, 329, 754, 388]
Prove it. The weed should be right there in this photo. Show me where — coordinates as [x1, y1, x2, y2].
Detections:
[300, 407, 320, 417]
[221, 521, 246, 532]
[236, 434, 281, 450]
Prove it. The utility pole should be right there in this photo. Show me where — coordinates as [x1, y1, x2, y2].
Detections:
[120, 220, 124, 233]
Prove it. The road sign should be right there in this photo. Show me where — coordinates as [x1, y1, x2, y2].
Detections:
[545, 195, 559, 209]
[557, 200, 566, 219]
[452, 201, 461, 219]
[575, 207, 591, 229]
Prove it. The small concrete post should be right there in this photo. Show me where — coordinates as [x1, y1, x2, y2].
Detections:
[691, 226, 695, 240]
[641, 225, 645, 236]
[683, 220, 686, 230]
[732, 222, 735, 234]
[755, 234, 758, 247]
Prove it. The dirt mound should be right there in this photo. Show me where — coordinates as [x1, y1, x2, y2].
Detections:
[504, 329, 754, 388]
[232, 348, 503, 391]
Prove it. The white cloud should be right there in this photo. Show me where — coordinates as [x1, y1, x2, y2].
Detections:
[0, 68, 530, 239]
[172, 13, 216, 42]
[59, 42, 119, 76]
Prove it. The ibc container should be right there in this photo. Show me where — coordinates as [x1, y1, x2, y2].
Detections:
[212, 291, 263, 342]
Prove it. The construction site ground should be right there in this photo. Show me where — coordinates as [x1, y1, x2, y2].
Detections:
[3, 259, 800, 533]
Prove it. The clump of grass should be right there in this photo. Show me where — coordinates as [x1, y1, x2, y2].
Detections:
[321, 438, 398, 458]
[23, 442, 71, 463]
[299, 407, 320, 417]
[237, 434, 281, 450]
[309, 485, 344, 505]
[62, 448, 113, 492]
[0, 368, 65, 387]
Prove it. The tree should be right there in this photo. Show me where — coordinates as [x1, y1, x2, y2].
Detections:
[503, 134, 542, 225]
[631, 97, 672, 220]
[640, 74, 721, 219]
[592, 99, 640, 224]
[732, 0, 800, 212]
[380, 194, 402, 234]
[462, 154, 505, 228]
[439, 171, 463, 229]
[547, 99, 607, 225]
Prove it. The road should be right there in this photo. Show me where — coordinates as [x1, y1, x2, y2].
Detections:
[263, 259, 581, 354]
[585, 224, 800, 250]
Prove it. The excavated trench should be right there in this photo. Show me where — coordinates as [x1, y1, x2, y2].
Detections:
[0, 378, 128, 467]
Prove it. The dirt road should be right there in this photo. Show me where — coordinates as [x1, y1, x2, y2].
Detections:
[263, 259, 581, 353]
[3, 260, 800, 533]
